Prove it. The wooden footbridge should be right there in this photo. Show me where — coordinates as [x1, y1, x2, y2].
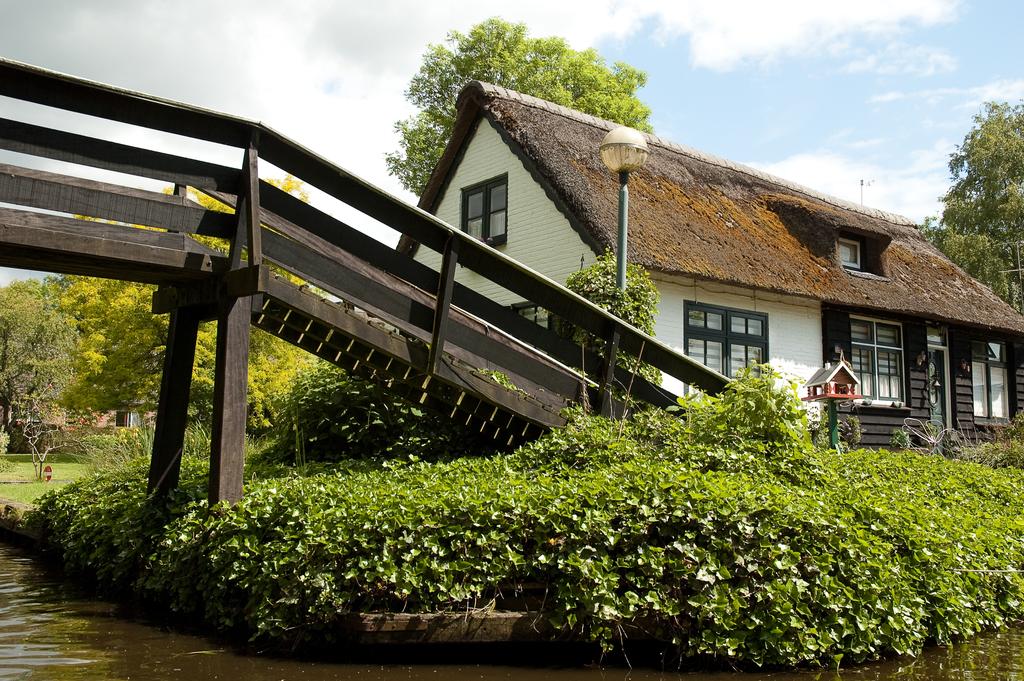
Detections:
[0, 58, 728, 504]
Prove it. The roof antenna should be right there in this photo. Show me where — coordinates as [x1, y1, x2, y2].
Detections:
[859, 179, 874, 205]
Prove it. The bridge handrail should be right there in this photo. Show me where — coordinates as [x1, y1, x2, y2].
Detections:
[0, 57, 728, 394]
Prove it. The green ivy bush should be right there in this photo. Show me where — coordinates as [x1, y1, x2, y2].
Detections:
[565, 252, 661, 385]
[266, 361, 482, 465]
[30, 371, 1024, 668]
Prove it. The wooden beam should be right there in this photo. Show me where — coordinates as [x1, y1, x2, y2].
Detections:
[597, 328, 621, 418]
[0, 162, 235, 236]
[0, 206, 225, 280]
[208, 294, 250, 505]
[0, 117, 240, 191]
[0, 58, 252, 148]
[429, 235, 459, 376]
[148, 306, 201, 496]
[231, 132, 261, 269]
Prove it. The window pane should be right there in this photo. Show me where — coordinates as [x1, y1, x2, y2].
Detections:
[730, 316, 746, 334]
[747, 318, 763, 337]
[467, 217, 483, 239]
[489, 182, 506, 211]
[851, 320, 873, 342]
[705, 340, 723, 373]
[927, 326, 945, 345]
[972, 341, 987, 361]
[466, 190, 483, 219]
[706, 312, 723, 331]
[839, 240, 860, 267]
[852, 346, 874, 398]
[748, 345, 762, 364]
[876, 324, 900, 347]
[730, 344, 746, 375]
[991, 366, 1008, 419]
[988, 342, 1005, 362]
[877, 350, 902, 400]
[688, 309, 705, 327]
[972, 361, 988, 417]
[489, 210, 506, 238]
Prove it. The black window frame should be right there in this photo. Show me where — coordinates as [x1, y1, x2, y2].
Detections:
[460, 174, 508, 246]
[683, 301, 768, 377]
[971, 340, 1009, 421]
[849, 317, 904, 402]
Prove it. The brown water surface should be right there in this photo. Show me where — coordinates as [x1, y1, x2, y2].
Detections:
[2, 542, 1023, 680]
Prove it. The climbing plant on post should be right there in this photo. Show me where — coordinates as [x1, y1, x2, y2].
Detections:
[565, 252, 661, 413]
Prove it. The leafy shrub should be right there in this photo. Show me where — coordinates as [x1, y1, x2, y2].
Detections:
[267, 361, 480, 464]
[949, 413, 1024, 469]
[890, 427, 912, 450]
[565, 252, 661, 385]
[31, 371, 1024, 667]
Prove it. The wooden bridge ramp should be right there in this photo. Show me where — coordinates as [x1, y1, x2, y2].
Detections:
[0, 58, 728, 505]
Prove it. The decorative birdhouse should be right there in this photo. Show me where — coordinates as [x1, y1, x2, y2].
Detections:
[802, 358, 862, 451]
[802, 361, 862, 402]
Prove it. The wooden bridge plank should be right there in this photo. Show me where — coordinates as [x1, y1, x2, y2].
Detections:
[0, 117, 240, 191]
[262, 276, 565, 428]
[0, 162, 235, 236]
[0, 207, 225, 280]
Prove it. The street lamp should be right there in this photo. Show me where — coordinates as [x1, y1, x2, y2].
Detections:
[600, 126, 650, 290]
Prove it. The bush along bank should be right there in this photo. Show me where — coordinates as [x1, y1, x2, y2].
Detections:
[28, 369, 1024, 668]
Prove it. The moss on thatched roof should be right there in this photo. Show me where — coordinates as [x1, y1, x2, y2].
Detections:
[402, 82, 1024, 335]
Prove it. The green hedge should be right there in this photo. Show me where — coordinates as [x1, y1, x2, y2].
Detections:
[31, 372, 1024, 667]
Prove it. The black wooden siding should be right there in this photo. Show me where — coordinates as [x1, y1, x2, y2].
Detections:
[820, 305, 1024, 447]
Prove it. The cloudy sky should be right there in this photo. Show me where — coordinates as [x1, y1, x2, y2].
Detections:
[1, 0, 1021, 284]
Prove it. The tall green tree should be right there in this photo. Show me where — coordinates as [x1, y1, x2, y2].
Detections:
[929, 101, 1024, 310]
[386, 18, 653, 195]
[0, 279, 76, 429]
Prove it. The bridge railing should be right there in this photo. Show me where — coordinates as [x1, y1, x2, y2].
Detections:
[0, 57, 728, 414]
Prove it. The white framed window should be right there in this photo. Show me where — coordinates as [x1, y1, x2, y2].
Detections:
[838, 237, 862, 270]
[972, 341, 1009, 419]
[850, 317, 903, 401]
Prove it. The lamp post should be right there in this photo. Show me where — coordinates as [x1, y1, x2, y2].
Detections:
[600, 126, 650, 290]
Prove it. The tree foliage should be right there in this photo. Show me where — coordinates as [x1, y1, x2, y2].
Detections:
[0, 280, 76, 430]
[929, 101, 1024, 310]
[386, 18, 653, 194]
[943, 101, 1024, 245]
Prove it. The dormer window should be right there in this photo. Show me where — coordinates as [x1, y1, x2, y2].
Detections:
[838, 237, 862, 270]
[461, 175, 507, 246]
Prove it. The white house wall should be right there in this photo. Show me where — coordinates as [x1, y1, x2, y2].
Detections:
[653, 276, 823, 395]
[416, 119, 597, 304]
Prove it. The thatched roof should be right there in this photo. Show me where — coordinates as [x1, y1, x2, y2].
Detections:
[401, 81, 1024, 335]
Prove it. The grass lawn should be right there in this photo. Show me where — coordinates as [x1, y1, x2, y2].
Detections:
[0, 453, 92, 505]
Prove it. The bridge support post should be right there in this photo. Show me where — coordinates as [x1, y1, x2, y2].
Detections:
[208, 295, 250, 505]
[148, 306, 201, 496]
[596, 328, 621, 419]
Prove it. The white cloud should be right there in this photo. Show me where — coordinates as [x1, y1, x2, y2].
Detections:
[844, 43, 956, 76]
[617, 0, 959, 71]
[747, 139, 954, 222]
[870, 79, 1024, 108]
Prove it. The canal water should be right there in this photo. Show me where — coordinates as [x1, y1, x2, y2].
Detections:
[2, 541, 1022, 681]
